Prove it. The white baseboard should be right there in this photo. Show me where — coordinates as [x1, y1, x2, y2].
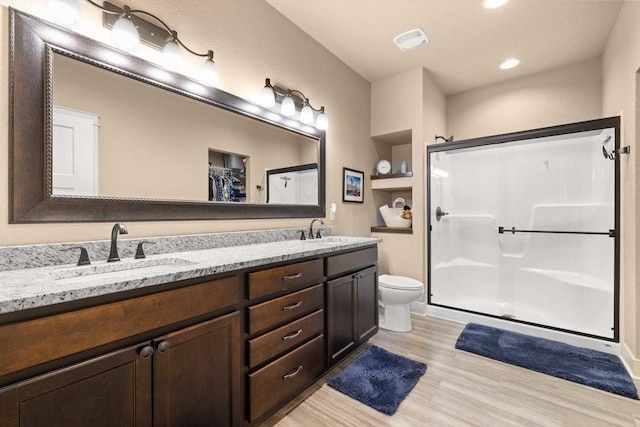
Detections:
[621, 342, 640, 379]
[410, 300, 427, 315]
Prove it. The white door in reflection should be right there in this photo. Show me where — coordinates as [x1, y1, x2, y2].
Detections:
[52, 107, 99, 196]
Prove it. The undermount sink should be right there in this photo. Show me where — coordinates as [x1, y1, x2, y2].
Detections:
[50, 257, 195, 281]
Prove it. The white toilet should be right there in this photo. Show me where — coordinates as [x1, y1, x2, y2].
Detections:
[378, 274, 424, 332]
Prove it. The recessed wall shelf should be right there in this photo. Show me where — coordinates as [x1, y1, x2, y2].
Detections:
[370, 172, 413, 180]
[370, 226, 413, 234]
[371, 175, 413, 191]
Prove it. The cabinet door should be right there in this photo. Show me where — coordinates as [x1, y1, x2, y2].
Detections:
[356, 266, 379, 344]
[153, 311, 241, 427]
[0, 343, 152, 426]
[326, 275, 356, 366]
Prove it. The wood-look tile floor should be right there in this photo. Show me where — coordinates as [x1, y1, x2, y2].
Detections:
[263, 314, 640, 426]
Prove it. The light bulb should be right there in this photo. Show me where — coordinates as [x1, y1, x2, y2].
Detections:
[315, 111, 329, 130]
[259, 86, 276, 108]
[280, 96, 296, 117]
[111, 15, 139, 53]
[199, 57, 219, 87]
[161, 40, 185, 73]
[46, 0, 82, 29]
[483, 0, 510, 9]
[499, 58, 520, 70]
[300, 104, 314, 124]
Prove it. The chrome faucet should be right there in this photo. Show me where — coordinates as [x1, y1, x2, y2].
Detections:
[309, 218, 324, 239]
[107, 222, 128, 262]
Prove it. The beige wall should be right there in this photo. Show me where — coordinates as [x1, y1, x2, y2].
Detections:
[370, 68, 446, 304]
[602, 1, 640, 367]
[0, 0, 374, 244]
[371, 69, 423, 282]
[447, 57, 603, 140]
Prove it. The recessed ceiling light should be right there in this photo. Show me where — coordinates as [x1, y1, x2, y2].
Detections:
[499, 58, 520, 70]
[393, 29, 429, 52]
[483, 0, 510, 9]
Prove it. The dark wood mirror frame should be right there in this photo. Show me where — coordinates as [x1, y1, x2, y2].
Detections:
[8, 9, 325, 223]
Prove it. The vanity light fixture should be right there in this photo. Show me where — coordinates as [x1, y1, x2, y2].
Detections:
[46, 0, 83, 29]
[45, 0, 220, 87]
[258, 78, 329, 130]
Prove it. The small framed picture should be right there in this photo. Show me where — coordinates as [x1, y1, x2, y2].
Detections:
[343, 167, 364, 203]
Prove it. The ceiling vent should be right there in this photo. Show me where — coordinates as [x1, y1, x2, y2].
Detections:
[393, 29, 429, 52]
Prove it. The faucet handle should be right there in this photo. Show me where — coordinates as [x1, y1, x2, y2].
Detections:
[135, 241, 155, 259]
[62, 246, 91, 266]
[300, 230, 306, 240]
[315, 230, 321, 239]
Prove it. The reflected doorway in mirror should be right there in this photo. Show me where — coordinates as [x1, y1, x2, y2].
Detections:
[52, 106, 99, 196]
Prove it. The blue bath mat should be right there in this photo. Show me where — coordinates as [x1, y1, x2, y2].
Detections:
[327, 345, 426, 415]
[455, 323, 638, 400]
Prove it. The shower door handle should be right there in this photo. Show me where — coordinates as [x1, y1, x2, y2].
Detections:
[435, 206, 449, 221]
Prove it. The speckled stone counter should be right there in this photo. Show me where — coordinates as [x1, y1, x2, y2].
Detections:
[0, 234, 378, 315]
[0, 227, 330, 272]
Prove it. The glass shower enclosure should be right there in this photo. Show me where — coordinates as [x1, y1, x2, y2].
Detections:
[427, 117, 620, 341]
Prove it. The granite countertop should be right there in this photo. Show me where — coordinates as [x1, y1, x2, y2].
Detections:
[0, 236, 378, 315]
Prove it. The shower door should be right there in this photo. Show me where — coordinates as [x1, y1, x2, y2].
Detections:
[428, 118, 619, 340]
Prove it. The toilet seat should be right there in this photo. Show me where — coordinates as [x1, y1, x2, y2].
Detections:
[378, 274, 423, 291]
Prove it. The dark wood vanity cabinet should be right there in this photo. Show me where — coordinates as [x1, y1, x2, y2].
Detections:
[326, 247, 379, 367]
[0, 277, 242, 427]
[152, 312, 240, 427]
[0, 343, 153, 426]
[0, 244, 378, 426]
[245, 259, 326, 423]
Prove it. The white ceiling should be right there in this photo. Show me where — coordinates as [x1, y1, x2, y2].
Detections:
[265, 0, 624, 95]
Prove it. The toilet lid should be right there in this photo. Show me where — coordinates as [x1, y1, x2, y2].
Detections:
[379, 274, 423, 291]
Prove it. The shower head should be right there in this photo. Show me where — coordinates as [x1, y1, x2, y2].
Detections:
[435, 135, 454, 144]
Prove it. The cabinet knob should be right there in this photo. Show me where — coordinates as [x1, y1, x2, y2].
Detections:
[157, 340, 171, 353]
[139, 345, 154, 359]
[282, 365, 303, 380]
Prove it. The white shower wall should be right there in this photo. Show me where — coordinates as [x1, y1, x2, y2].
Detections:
[429, 126, 616, 340]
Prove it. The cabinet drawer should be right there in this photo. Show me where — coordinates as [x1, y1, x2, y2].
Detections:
[248, 259, 323, 300]
[248, 334, 325, 422]
[0, 276, 240, 378]
[326, 247, 377, 278]
[248, 284, 323, 335]
[248, 309, 324, 368]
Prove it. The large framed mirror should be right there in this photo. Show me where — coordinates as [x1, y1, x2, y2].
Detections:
[9, 9, 325, 223]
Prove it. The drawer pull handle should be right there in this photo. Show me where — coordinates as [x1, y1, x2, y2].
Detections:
[282, 301, 303, 311]
[283, 365, 303, 379]
[283, 272, 303, 281]
[282, 329, 303, 341]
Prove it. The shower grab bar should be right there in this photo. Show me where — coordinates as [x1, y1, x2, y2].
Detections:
[498, 226, 615, 238]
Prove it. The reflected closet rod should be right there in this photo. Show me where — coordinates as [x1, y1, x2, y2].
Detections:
[498, 226, 615, 238]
